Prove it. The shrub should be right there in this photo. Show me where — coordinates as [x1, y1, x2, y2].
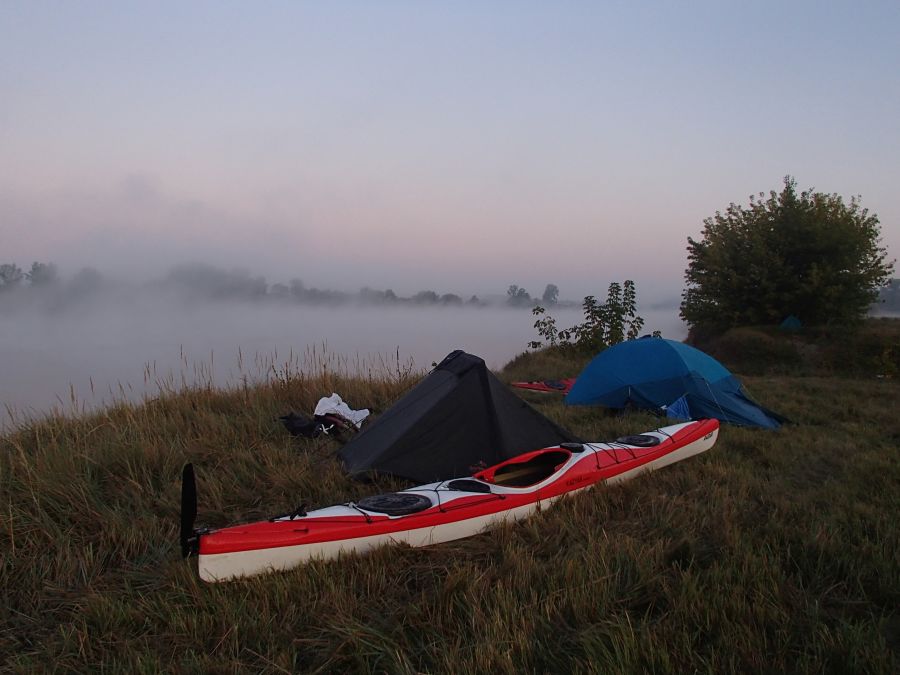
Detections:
[681, 176, 894, 332]
[530, 280, 656, 352]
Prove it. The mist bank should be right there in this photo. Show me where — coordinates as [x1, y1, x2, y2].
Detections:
[0, 297, 687, 427]
[0, 260, 623, 314]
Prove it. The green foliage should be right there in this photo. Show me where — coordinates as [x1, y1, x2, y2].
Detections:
[681, 176, 895, 332]
[529, 305, 559, 349]
[695, 327, 803, 376]
[691, 317, 900, 378]
[500, 345, 593, 384]
[532, 280, 651, 352]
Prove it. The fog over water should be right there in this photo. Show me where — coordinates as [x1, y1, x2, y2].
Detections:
[3, 2, 898, 431]
[0, 292, 685, 427]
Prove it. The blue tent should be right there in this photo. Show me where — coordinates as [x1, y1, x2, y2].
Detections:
[779, 314, 802, 332]
[565, 337, 785, 429]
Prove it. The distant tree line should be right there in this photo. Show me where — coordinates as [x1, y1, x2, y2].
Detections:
[0, 260, 570, 311]
[0, 262, 60, 289]
[0, 261, 108, 308]
[505, 283, 566, 308]
[161, 264, 497, 306]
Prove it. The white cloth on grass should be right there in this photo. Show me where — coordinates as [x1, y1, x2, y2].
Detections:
[314, 393, 370, 429]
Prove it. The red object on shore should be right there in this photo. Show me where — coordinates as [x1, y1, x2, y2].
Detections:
[189, 419, 720, 582]
[511, 378, 577, 394]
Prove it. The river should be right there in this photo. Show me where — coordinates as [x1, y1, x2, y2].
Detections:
[0, 299, 685, 427]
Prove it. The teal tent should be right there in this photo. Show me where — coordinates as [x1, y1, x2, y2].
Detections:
[779, 315, 802, 331]
[565, 337, 786, 429]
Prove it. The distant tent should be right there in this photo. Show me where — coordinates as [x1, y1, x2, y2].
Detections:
[566, 337, 786, 429]
[338, 350, 580, 483]
[779, 315, 802, 331]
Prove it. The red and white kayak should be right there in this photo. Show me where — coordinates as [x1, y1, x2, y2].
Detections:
[187, 418, 719, 582]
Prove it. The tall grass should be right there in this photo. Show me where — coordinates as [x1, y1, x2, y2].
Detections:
[1, 346, 898, 672]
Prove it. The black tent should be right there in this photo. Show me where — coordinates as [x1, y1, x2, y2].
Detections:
[338, 350, 580, 483]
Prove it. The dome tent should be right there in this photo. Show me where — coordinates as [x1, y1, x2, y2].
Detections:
[565, 337, 786, 429]
[338, 350, 580, 483]
[779, 315, 803, 331]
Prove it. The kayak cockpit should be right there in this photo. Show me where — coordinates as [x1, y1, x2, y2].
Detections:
[474, 448, 571, 488]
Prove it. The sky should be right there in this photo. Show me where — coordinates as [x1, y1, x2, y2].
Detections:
[2, 0, 898, 300]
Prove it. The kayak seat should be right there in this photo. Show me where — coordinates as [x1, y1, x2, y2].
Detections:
[489, 450, 571, 487]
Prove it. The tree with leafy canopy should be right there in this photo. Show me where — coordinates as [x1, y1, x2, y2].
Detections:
[507, 284, 532, 307]
[681, 177, 895, 331]
[26, 262, 59, 287]
[0, 263, 24, 291]
[440, 293, 462, 305]
[541, 283, 559, 305]
[413, 290, 439, 304]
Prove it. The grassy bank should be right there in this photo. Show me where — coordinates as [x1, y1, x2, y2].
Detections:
[1, 342, 898, 672]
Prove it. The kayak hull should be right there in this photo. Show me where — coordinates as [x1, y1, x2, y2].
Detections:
[196, 419, 719, 582]
[198, 497, 554, 582]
